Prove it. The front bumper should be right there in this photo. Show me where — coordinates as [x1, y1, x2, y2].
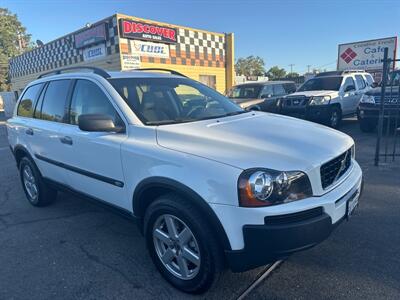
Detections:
[212, 161, 363, 272]
[280, 105, 331, 123]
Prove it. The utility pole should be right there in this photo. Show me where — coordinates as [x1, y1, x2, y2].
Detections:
[288, 64, 295, 74]
[307, 65, 311, 73]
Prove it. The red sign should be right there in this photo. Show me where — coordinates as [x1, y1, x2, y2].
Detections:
[120, 19, 177, 44]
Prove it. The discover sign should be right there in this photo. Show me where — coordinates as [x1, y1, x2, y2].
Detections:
[337, 37, 397, 71]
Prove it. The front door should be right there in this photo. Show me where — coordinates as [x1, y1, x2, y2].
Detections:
[340, 77, 358, 115]
[59, 79, 129, 210]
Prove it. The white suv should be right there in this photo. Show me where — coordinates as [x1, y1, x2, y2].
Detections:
[7, 67, 363, 293]
[280, 71, 373, 128]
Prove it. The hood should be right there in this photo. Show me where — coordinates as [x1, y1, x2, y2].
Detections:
[289, 90, 338, 97]
[230, 98, 264, 108]
[156, 112, 353, 172]
[366, 85, 399, 96]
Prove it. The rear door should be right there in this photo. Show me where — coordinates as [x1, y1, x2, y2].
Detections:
[60, 79, 128, 209]
[29, 79, 72, 184]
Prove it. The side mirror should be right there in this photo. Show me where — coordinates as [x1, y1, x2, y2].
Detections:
[78, 114, 125, 133]
[261, 93, 273, 99]
[344, 85, 355, 92]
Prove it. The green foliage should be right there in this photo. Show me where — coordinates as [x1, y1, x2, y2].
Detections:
[266, 66, 287, 80]
[235, 56, 265, 77]
[0, 7, 32, 91]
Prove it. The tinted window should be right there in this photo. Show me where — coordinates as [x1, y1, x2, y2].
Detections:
[40, 80, 71, 122]
[298, 77, 343, 91]
[355, 75, 366, 89]
[342, 77, 356, 92]
[260, 85, 273, 97]
[227, 85, 262, 99]
[17, 84, 43, 117]
[273, 84, 286, 96]
[109, 77, 244, 125]
[364, 74, 374, 85]
[283, 83, 296, 94]
[69, 80, 122, 126]
[390, 72, 400, 86]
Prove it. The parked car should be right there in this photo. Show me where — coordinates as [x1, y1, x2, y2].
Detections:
[358, 70, 400, 132]
[226, 81, 296, 112]
[280, 71, 372, 128]
[7, 67, 363, 294]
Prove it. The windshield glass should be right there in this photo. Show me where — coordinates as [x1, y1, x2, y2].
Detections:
[109, 77, 245, 125]
[389, 72, 400, 86]
[298, 76, 343, 92]
[226, 85, 262, 99]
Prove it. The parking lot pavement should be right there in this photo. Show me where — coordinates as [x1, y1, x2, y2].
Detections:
[0, 116, 399, 300]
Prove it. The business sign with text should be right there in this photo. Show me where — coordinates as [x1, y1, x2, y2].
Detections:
[129, 40, 170, 58]
[83, 43, 106, 61]
[337, 37, 397, 71]
[120, 19, 177, 44]
[74, 23, 107, 49]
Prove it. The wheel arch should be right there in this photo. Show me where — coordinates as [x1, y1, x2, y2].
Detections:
[133, 177, 232, 251]
[13, 144, 34, 167]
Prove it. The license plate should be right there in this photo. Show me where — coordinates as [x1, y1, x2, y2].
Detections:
[346, 189, 360, 219]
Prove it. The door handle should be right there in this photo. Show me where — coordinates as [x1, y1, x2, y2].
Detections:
[60, 136, 73, 145]
[25, 128, 34, 136]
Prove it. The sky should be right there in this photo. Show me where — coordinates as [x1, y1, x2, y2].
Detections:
[1, 0, 399, 74]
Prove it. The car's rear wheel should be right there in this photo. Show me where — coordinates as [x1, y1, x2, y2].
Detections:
[19, 156, 57, 206]
[144, 194, 223, 294]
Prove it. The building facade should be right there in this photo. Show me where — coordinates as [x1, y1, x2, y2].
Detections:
[9, 13, 235, 94]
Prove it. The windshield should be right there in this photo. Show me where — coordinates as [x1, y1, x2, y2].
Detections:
[226, 85, 262, 99]
[108, 77, 245, 125]
[389, 72, 400, 86]
[298, 76, 343, 92]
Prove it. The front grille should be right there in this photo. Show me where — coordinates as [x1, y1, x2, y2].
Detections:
[264, 207, 323, 225]
[320, 148, 352, 189]
[283, 96, 310, 107]
[373, 95, 400, 104]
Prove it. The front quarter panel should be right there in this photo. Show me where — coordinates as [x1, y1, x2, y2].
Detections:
[121, 125, 242, 213]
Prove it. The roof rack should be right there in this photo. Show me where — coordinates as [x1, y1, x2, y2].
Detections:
[37, 66, 110, 79]
[135, 68, 188, 78]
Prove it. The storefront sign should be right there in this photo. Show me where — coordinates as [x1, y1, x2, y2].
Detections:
[74, 23, 107, 49]
[83, 43, 106, 61]
[337, 37, 397, 71]
[122, 54, 141, 70]
[129, 40, 169, 58]
[120, 19, 177, 44]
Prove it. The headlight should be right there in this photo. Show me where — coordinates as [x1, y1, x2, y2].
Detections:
[238, 169, 313, 207]
[360, 94, 375, 104]
[309, 95, 331, 105]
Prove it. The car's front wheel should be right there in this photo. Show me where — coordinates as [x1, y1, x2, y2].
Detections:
[328, 107, 342, 128]
[144, 194, 223, 294]
[359, 119, 377, 133]
[19, 156, 57, 206]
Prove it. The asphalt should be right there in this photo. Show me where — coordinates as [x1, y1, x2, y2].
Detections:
[0, 113, 399, 299]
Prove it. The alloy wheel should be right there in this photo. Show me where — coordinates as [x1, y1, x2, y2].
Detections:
[153, 214, 201, 280]
[22, 165, 38, 201]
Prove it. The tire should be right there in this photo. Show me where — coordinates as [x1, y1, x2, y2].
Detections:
[359, 119, 376, 133]
[328, 106, 342, 128]
[19, 156, 57, 207]
[144, 194, 224, 294]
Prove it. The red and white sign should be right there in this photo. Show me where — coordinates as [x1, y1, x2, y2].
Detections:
[120, 19, 177, 44]
[337, 37, 397, 71]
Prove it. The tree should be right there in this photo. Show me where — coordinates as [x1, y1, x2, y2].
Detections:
[0, 8, 32, 91]
[266, 66, 286, 79]
[286, 72, 300, 78]
[235, 56, 265, 77]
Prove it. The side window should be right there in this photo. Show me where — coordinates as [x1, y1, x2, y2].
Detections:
[40, 80, 71, 122]
[17, 84, 43, 117]
[342, 77, 356, 92]
[261, 85, 273, 97]
[364, 74, 374, 86]
[69, 80, 122, 126]
[283, 83, 296, 94]
[355, 75, 366, 90]
[273, 84, 286, 96]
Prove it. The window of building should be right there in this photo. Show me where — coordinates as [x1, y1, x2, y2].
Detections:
[69, 80, 122, 126]
[17, 84, 43, 117]
[199, 75, 216, 90]
[40, 80, 71, 122]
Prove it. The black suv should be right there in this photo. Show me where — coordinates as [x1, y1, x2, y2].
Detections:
[358, 70, 400, 132]
[226, 81, 296, 112]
